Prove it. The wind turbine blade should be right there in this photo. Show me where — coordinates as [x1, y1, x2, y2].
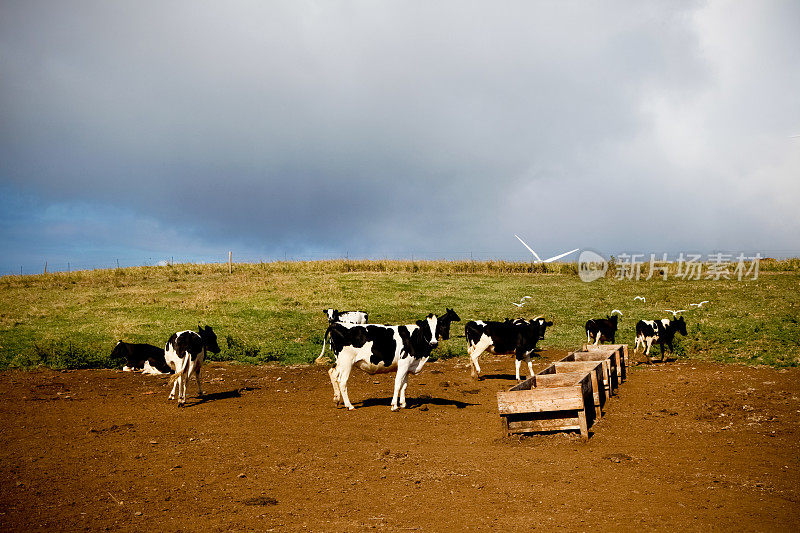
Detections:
[514, 234, 542, 262]
[543, 248, 580, 263]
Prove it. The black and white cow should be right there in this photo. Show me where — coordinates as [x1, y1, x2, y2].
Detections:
[326, 314, 439, 411]
[317, 309, 370, 363]
[114, 341, 173, 374]
[435, 308, 461, 340]
[634, 317, 687, 363]
[164, 325, 220, 406]
[324, 309, 369, 324]
[585, 315, 619, 345]
[465, 317, 553, 381]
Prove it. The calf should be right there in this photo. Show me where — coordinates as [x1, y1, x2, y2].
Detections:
[634, 316, 687, 363]
[326, 314, 439, 411]
[585, 315, 619, 345]
[164, 325, 220, 406]
[324, 309, 368, 324]
[115, 341, 172, 374]
[435, 308, 461, 340]
[465, 317, 553, 381]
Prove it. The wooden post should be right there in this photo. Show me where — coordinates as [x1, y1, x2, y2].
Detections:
[44, 261, 47, 274]
[228, 251, 232, 274]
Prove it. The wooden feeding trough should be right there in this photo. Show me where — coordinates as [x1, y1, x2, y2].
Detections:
[538, 360, 606, 416]
[580, 344, 629, 382]
[559, 351, 619, 397]
[497, 372, 596, 440]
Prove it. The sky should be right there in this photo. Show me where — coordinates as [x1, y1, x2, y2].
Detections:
[1, 1, 799, 274]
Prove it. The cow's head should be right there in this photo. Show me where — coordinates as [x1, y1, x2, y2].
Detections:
[671, 316, 687, 336]
[198, 325, 221, 354]
[324, 309, 339, 323]
[533, 316, 553, 340]
[416, 314, 439, 348]
[435, 308, 461, 340]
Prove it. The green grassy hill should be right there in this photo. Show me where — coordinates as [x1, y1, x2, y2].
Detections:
[1, 260, 798, 369]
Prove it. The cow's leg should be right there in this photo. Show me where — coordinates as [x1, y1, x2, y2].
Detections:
[328, 367, 342, 405]
[660, 342, 667, 362]
[336, 363, 355, 410]
[195, 362, 203, 397]
[594, 332, 601, 346]
[392, 359, 411, 411]
[644, 338, 654, 364]
[469, 336, 492, 380]
[526, 353, 534, 379]
[398, 373, 410, 410]
[514, 358, 522, 381]
[169, 378, 179, 400]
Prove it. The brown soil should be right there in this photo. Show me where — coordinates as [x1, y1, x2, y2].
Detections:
[1, 351, 798, 532]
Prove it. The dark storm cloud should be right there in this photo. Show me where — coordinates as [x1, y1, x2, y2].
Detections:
[1, 1, 799, 272]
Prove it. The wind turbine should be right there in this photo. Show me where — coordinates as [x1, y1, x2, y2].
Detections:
[514, 235, 579, 263]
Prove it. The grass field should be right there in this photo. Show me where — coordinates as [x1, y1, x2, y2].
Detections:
[1, 260, 798, 369]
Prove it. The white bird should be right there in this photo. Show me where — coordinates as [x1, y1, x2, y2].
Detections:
[610, 309, 623, 316]
[511, 296, 531, 307]
[514, 234, 579, 263]
[634, 296, 646, 302]
[664, 309, 688, 317]
[689, 301, 709, 308]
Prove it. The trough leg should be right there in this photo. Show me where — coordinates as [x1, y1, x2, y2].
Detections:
[578, 409, 589, 441]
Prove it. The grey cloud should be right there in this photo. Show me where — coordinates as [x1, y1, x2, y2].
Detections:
[1, 0, 798, 270]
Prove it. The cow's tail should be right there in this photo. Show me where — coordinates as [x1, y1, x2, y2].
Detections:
[169, 351, 192, 387]
[315, 325, 333, 364]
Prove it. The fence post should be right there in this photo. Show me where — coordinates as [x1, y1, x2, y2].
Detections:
[44, 261, 47, 274]
[228, 251, 232, 274]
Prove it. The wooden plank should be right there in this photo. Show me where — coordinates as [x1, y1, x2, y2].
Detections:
[562, 353, 618, 395]
[533, 373, 585, 387]
[509, 376, 535, 391]
[580, 344, 628, 382]
[507, 416, 581, 433]
[497, 393, 584, 415]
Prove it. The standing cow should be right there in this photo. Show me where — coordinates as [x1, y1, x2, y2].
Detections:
[634, 317, 687, 363]
[326, 314, 439, 411]
[164, 325, 220, 406]
[435, 308, 461, 340]
[585, 315, 619, 345]
[465, 317, 552, 381]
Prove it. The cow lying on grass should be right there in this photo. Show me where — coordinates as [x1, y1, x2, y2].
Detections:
[324, 308, 369, 325]
[165, 325, 220, 406]
[465, 317, 552, 381]
[115, 341, 172, 374]
[326, 314, 439, 411]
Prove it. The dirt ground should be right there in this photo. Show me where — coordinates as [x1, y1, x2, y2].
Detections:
[1, 350, 799, 532]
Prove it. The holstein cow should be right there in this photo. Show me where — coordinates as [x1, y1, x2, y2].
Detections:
[435, 308, 461, 341]
[324, 308, 369, 324]
[326, 314, 439, 411]
[634, 316, 687, 363]
[585, 315, 619, 345]
[115, 341, 172, 374]
[164, 325, 220, 406]
[317, 309, 370, 363]
[465, 317, 553, 381]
